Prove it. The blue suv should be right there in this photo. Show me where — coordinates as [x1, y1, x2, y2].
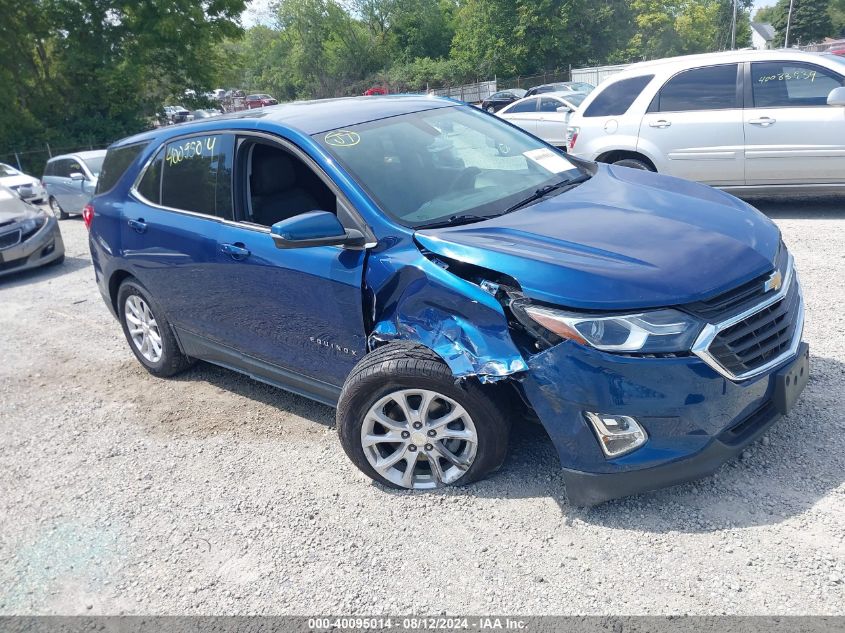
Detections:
[88, 96, 808, 505]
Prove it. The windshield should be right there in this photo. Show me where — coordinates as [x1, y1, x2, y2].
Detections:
[315, 106, 582, 228]
[83, 156, 105, 176]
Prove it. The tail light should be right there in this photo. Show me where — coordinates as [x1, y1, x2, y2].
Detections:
[567, 126, 579, 150]
[82, 203, 94, 230]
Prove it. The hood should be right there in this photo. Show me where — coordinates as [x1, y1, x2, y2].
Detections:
[415, 164, 780, 310]
[0, 188, 40, 224]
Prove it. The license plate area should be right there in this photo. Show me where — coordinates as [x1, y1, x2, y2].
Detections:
[773, 342, 809, 415]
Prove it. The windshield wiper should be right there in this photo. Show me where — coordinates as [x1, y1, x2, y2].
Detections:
[503, 173, 591, 215]
[416, 213, 497, 229]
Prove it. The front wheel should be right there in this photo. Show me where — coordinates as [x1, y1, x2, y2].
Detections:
[337, 343, 510, 490]
[117, 278, 194, 377]
[486, 105, 496, 113]
[49, 197, 68, 220]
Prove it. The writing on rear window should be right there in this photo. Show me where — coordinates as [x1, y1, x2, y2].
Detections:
[165, 137, 218, 166]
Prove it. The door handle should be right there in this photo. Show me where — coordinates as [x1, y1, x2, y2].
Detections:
[127, 218, 147, 234]
[648, 119, 671, 128]
[220, 242, 251, 260]
[748, 117, 776, 127]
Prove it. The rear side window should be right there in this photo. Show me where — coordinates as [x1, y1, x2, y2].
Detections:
[97, 142, 148, 194]
[136, 150, 163, 204]
[751, 61, 843, 107]
[156, 134, 234, 218]
[583, 75, 654, 117]
[508, 98, 538, 113]
[654, 64, 738, 112]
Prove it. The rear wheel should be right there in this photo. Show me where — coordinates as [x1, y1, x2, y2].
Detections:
[49, 197, 68, 220]
[612, 158, 654, 171]
[117, 278, 194, 377]
[337, 343, 510, 490]
[486, 105, 496, 113]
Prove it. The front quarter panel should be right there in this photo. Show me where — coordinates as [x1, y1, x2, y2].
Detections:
[365, 238, 528, 381]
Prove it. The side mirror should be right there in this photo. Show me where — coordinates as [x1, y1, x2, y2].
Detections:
[271, 211, 366, 249]
[556, 105, 571, 113]
[827, 86, 845, 106]
[69, 172, 86, 181]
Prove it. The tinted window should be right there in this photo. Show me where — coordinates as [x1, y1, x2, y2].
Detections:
[751, 62, 843, 107]
[508, 98, 538, 113]
[136, 149, 163, 205]
[97, 143, 148, 194]
[656, 64, 738, 112]
[51, 159, 73, 178]
[159, 134, 234, 218]
[540, 97, 562, 112]
[583, 75, 654, 117]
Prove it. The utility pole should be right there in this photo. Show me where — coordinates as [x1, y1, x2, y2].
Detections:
[731, 0, 737, 49]
[785, 0, 795, 47]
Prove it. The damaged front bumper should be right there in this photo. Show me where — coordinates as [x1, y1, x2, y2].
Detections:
[519, 339, 809, 506]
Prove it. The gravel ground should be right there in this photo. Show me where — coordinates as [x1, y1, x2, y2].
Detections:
[0, 198, 843, 615]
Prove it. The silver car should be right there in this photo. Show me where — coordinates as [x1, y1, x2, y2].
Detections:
[567, 49, 845, 195]
[0, 184, 64, 277]
[42, 150, 106, 219]
[0, 163, 48, 204]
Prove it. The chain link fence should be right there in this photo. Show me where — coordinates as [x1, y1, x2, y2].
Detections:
[0, 141, 110, 178]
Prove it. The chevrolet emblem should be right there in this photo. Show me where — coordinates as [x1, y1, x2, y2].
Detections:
[764, 269, 783, 293]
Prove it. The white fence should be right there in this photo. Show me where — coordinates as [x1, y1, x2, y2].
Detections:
[430, 80, 497, 104]
[571, 64, 630, 87]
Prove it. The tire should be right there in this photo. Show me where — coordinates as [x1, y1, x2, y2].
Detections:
[486, 105, 496, 113]
[49, 197, 68, 220]
[337, 342, 510, 490]
[612, 158, 654, 171]
[117, 278, 194, 377]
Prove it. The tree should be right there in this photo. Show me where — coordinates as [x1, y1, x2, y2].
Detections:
[771, 0, 833, 45]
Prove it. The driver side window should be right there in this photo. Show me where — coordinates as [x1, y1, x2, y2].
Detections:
[239, 140, 337, 227]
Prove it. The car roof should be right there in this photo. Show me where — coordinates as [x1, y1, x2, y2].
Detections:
[111, 95, 458, 148]
[47, 149, 107, 162]
[623, 48, 834, 73]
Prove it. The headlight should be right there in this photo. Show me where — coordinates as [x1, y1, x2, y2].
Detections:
[523, 305, 702, 353]
[19, 212, 48, 237]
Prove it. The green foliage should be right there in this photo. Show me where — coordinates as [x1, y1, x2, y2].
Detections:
[1, 0, 245, 168]
[771, 0, 834, 45]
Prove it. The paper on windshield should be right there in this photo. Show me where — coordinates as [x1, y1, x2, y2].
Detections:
[522, 148, 576, 174]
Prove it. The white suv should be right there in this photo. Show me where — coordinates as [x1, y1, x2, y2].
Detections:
[566, 49, 845, 194]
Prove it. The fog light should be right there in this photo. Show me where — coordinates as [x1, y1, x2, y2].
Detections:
[584, 412, 647, 457]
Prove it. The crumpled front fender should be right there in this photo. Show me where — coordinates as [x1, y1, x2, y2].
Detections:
[365, 242, 528, 382]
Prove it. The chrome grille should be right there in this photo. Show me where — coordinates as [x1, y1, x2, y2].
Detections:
[0, 229, 21, 250]
[692, 254, 803, 381]
[707, 279, 801, 375]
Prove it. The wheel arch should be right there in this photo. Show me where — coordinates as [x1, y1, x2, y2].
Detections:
[595, 149, 657, 171]
[107, 269, 134, 315]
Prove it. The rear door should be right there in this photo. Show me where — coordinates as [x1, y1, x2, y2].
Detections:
[500, 97, 539, 135]
[744, 60, 845, 185]
[639, 64, 744, 186]
[122, 133, 235, 338]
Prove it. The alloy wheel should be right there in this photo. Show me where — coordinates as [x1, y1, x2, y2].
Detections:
[124, 295, 163, 363]
[361, 388, 478, 489]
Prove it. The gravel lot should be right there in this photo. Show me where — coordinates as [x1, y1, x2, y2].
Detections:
[1, 198, 844, 615]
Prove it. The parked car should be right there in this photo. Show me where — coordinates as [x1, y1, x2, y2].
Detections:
[497, 91, 588, 147]
[163, 106, 192, 124]
[0, 184, 64, 277]
[191, 109, 219, 119]
[0, 163, 47, 203]
[42, 150, 106, 219]
[87, 95, 807, 506]
[524, 81, 594, 97]
[567, 49, 845, 193]
[364, 86, 388, 96]
[244, 94, 278, 109]
[480, 88, 527, 113]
